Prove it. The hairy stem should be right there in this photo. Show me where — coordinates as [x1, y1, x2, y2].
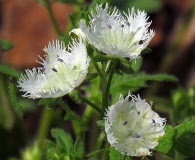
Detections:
[45, 0, 62, 36]
[80, 96, 104, 116]
[102, 59, 118, 110]
[37, 107, 53, 143]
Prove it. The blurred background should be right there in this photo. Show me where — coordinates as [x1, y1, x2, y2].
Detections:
[0, 0, 194, 159]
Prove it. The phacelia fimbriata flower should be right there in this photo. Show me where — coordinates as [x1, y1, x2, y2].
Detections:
[79, 4, 155, 60]
[18, 38, 90, 99]
[105, 93, 166, 157]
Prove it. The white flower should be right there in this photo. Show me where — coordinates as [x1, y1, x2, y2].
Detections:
[105, 93, 166, 157]
[18, 38, 90, 99]
[79, 4, 155, 60]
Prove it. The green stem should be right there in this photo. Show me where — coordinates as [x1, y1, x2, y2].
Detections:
[90, 132, 105, 160]
[88, 49, 103, 77]
[93, 61, 103, 77]
[96, 132, 105, 151]
[105, 60, 112, 73]
[80, 96, 104, 116]
[37, 107, 53, 143]
[0, 74, 15, 130]
[59, 99, 82, 136]
[102, 59, 118, 110]
[45, 0, 62, 36]
[82, 105, 94, 124]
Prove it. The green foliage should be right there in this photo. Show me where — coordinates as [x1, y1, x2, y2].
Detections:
[141, 48, 152, 55]
[97, 120, 105, 130]
[21, 142, 42, 160]
[116, 61, 134, 74]
[45, 128, 84, 160]
[84, 73, 99, 82]
[68, 14, 77, 28]
[111, 73, 178, 103]
[38, 98, 59, 109]
[0, 64, 21, 78]
[64, 111, 80, 121]
[109, 147, 131, 160]
[69, 90, 83, 104]
[73, 138, 84, 158]
[156, 125, 175, 158]
[8, 77, 23, 118]
[171, 86, 195, 123]
[174, 119, 195, 156]
[0, 40, 14, 51]
[52, 128, 74, 154]
[130, 0, 162, 12]
[0, 75, 15, 130]
[55, 0, 79, 4]
[110, 0, 162, 13]
[93, 54, 114, 62]
[89, 0, 109, 10]
[157, 120, 195, 158]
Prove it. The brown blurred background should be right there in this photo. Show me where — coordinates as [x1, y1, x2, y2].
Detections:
[0, 0, 72, 67]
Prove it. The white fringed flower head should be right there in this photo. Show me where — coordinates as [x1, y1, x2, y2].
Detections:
[79, 4, 155, 60]
[18, 38, 90, 99]
[105, 93, 166, 157]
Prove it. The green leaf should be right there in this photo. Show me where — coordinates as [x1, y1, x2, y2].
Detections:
[93, 54, 113, 62]
[0, 64, 21, 78]
[86, 149, 106, 157]
[73, 138, 84, 158]
[111, 0, 161, 13]
[21, 142, 42, 160]
[110, 73, 178, 103]
[172, 88, 186, 108]
[89, 0, 109, 10]
[97, 120, 105, 130]
[68, 14, 77, 28]
[141, 48, 152, 55]
[188, 86, 195, 111]
[64, 112, 80, 121]
[156, 125, 175, 158]
[171, 87, 195, 123]
[130, 0, 162, 13]
[174, 119, 195, 156]
[38, 98, 59, 109]
[84, 73, 99, 82]
[8, 77, 23, 118]
[45, 129, 84, 159]
[109, 147, 131, 160]
[69, 90, 83, 104]
[0, 40, 14, 51]
[45, 139, 56, 150]
[130, 58, 142, 72]
[55, 0, 79, 4]
[116, 62, 134, 74]
[153, 73, 178, 82]
[51, 128, 74, 155]
[109, 147, 122, 160]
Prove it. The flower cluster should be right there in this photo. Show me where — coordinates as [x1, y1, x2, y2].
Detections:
[79, 3, 155, 60]
[18, 3, 165, 157]
[105, 93, 166, 156]
[18, 38, 90, 99]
